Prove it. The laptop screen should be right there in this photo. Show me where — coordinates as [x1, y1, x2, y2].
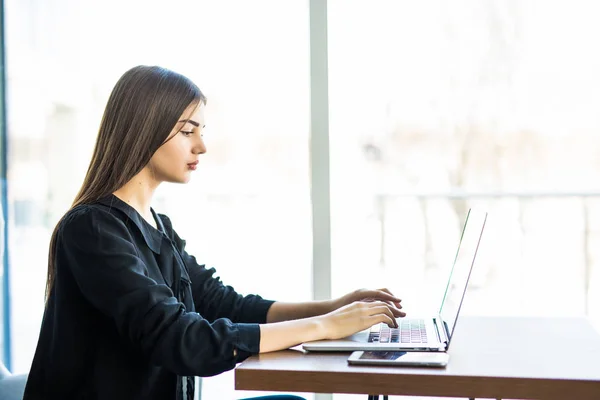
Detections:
[438, 208, 487, 346]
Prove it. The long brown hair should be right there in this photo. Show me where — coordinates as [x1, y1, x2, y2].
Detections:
[45, 65, 207, 300]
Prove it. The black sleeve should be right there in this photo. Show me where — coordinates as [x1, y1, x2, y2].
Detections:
[181, 250, 275, 324]
[158, 214, 275, 324]
[59, 207, 261, 377]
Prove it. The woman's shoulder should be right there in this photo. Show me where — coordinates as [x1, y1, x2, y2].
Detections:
[59, 203, 128, 237]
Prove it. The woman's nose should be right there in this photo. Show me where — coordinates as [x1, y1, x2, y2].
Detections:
[194, 137, 206, 155]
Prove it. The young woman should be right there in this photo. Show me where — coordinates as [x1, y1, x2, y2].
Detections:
[23, 66, 405, 400]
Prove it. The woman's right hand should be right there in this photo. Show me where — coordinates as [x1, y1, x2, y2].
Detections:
[317, 301, 406, 340]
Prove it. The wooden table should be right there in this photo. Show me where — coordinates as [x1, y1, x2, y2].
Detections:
[235, 316, 600, 399]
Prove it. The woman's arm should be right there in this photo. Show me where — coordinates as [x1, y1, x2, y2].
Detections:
[182, 252, 275, 324]
[159, 216, 405, 352]
[265, 288, 404, 323]
[265, 300, 333, 323]
[165, 215, 404, 327]
[259, 300, 404, 353]
[162, 215, 274, 324]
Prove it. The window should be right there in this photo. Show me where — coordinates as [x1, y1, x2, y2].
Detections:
[4, 0, 310, 398]
[4, 1, 600, 399]
[328, 0, 600, 326]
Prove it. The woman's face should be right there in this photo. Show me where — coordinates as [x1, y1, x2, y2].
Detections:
[148, 103, 206, 184]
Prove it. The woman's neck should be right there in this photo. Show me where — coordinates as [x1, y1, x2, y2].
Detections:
[113, 167, 159, 228]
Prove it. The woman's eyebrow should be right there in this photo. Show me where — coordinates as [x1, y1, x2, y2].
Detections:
[178, 119, 200, 127]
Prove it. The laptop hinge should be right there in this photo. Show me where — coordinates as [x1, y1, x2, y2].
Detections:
[434, 316, 449, 348]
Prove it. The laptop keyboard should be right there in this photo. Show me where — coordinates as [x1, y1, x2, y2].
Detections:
[367, 319, 428, 344]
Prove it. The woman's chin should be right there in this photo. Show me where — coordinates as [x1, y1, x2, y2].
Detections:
[180, 172, 193, 184]
[162, 173, 192, 184]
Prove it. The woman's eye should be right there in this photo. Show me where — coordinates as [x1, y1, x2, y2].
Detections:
[180, 130, 194, 137]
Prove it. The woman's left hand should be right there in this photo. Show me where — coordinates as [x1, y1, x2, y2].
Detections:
[330, 288, 406, 317]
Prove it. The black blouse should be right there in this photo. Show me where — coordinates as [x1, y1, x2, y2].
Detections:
[23, 194, 274, 400]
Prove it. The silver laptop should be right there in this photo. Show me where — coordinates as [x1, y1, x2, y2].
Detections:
[303, 208, 487, 352]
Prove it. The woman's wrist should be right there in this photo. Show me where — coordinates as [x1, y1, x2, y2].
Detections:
[310, 315, 330, 341]
[318, 298, 340, 315]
